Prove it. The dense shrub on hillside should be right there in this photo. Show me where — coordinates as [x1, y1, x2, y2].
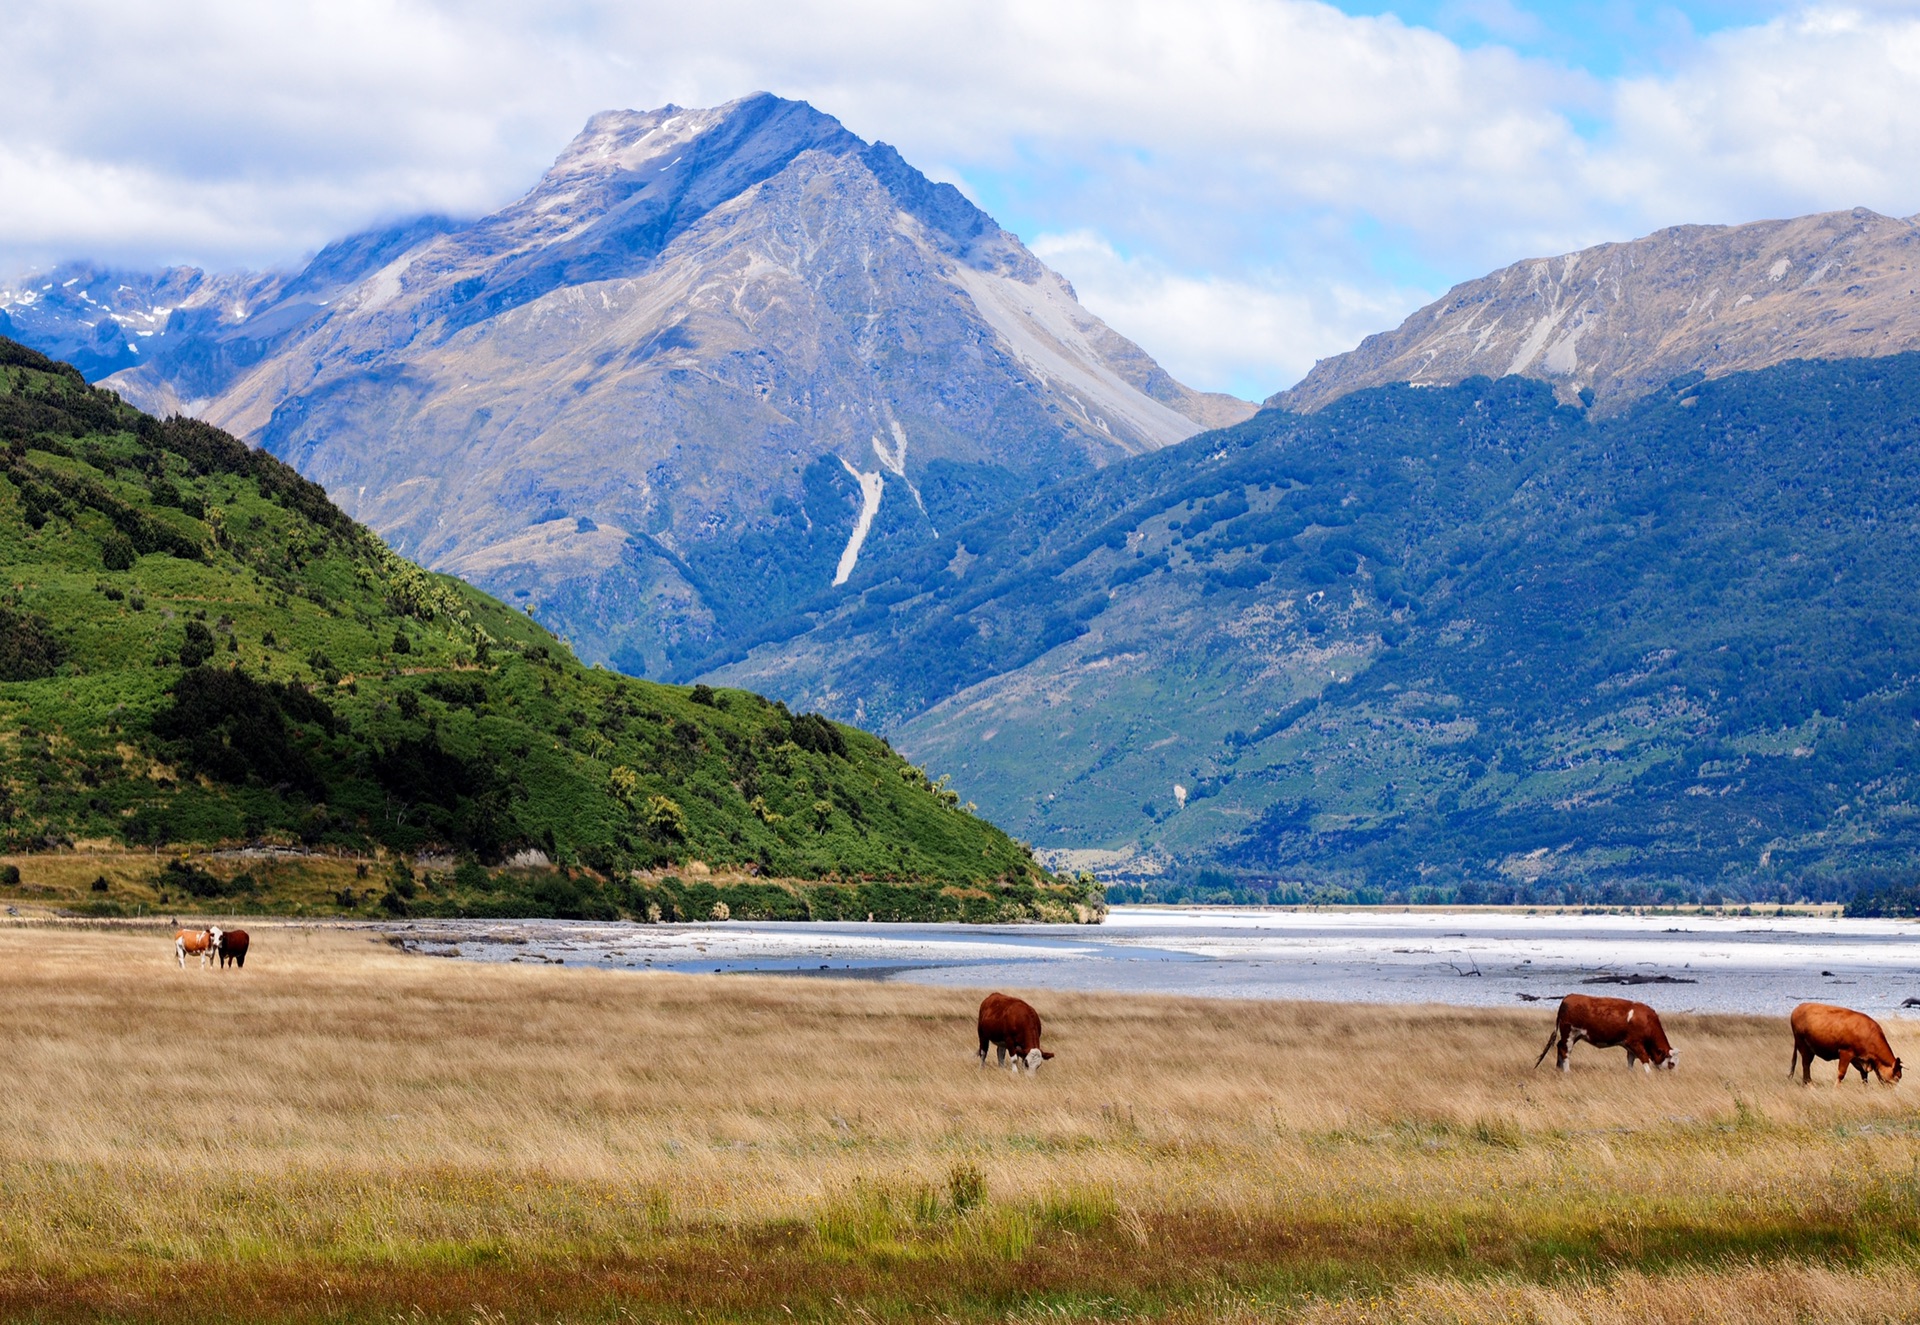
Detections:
[155, 857, 247, 899]
[150, 667, 334, 798]
[0, 606, 64, 680]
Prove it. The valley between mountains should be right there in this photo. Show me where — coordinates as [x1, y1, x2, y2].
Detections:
[9, 97, 1920, 904]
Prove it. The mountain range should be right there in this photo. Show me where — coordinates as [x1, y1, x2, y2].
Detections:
[0, 95, 1247, 679]
[717, 353, 1920, 902]
[13, 101, 1920, 903]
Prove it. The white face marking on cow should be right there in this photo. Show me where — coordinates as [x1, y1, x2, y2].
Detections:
[1026, 1048, 1045, 1070]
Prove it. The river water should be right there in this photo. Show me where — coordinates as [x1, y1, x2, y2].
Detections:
[396, 906, 1920, 1016]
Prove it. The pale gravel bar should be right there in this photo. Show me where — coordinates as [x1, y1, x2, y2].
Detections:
[393, 906, 1920, 1017]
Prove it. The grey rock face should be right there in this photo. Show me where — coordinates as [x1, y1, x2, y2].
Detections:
[28, 94, 1248, 677]
[1273, 207, 1920, 415]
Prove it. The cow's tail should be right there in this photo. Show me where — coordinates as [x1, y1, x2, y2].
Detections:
[1534, 1027, 1559, 1069]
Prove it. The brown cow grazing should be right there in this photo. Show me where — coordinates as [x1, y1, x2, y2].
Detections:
[1535, 993, 1677, 1072]
[174, 926, 222, 970]
[977, 992, 1054, 1073]
[217, 929, 250, 970]
[1789, 1003, 1902, 1085]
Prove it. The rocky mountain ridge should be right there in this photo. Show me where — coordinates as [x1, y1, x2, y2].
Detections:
[1273, 207, 1920, 414]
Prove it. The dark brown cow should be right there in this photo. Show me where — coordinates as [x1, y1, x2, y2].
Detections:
[1789, 1003, 1902, 1085]
[217, 929, 250, 970]
[1534, 993, 1677, 1072]
[977, 992, 1054, 1073]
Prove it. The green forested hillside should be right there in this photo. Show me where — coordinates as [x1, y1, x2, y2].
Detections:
[715, 355, 1920, 904]
[0, 338, 1082, 919]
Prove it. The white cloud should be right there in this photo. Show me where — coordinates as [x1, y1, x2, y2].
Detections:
[1598, 7, 1920, 224]
[1, 1, 1917, 391]
[1030, 231, 1417, 398]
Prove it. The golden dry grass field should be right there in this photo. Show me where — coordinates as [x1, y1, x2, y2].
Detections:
[5, 921, 1920, 1322]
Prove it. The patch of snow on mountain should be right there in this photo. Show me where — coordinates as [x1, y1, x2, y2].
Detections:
[833, 459, 885, 587]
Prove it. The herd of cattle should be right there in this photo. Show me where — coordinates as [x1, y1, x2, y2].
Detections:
[164, 930, 1906, 1088]
[978, 990, 1906, 1086]
[173, 925, 248, 970]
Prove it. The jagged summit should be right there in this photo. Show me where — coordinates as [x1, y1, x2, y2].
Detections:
[401, 95, 1036, 340]
[5, 96, 1252, 679]
[1273, 206, 1920, 414]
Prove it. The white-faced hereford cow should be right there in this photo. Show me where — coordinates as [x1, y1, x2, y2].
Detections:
[175, 926, 223, 970]
[1789, 1003, 1902, 1085]
[977, 992, 1054, 1072]
[1535, 993, 1677, 1072]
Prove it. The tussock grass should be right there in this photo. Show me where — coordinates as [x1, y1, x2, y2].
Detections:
[5, 922, 1920, 1321]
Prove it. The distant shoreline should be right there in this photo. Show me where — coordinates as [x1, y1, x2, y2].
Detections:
[12, 906, 1891, 1018]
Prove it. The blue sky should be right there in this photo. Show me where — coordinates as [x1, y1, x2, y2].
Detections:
[1328, 1, 1790, 73]
[4, 1, 1918, 398]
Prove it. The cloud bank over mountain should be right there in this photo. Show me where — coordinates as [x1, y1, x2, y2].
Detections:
[5, 1, 1920, 395]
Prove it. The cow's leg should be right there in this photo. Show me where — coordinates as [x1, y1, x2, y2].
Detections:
[1836, 1049, 1855, 1085]
[1557, 1030, 1575, 1072]
[978, 1032, 989, 1068]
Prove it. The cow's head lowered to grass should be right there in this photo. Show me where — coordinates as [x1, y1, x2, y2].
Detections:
[977, 993, 1054, 1073]
[1536, 994, 1677, 1072]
